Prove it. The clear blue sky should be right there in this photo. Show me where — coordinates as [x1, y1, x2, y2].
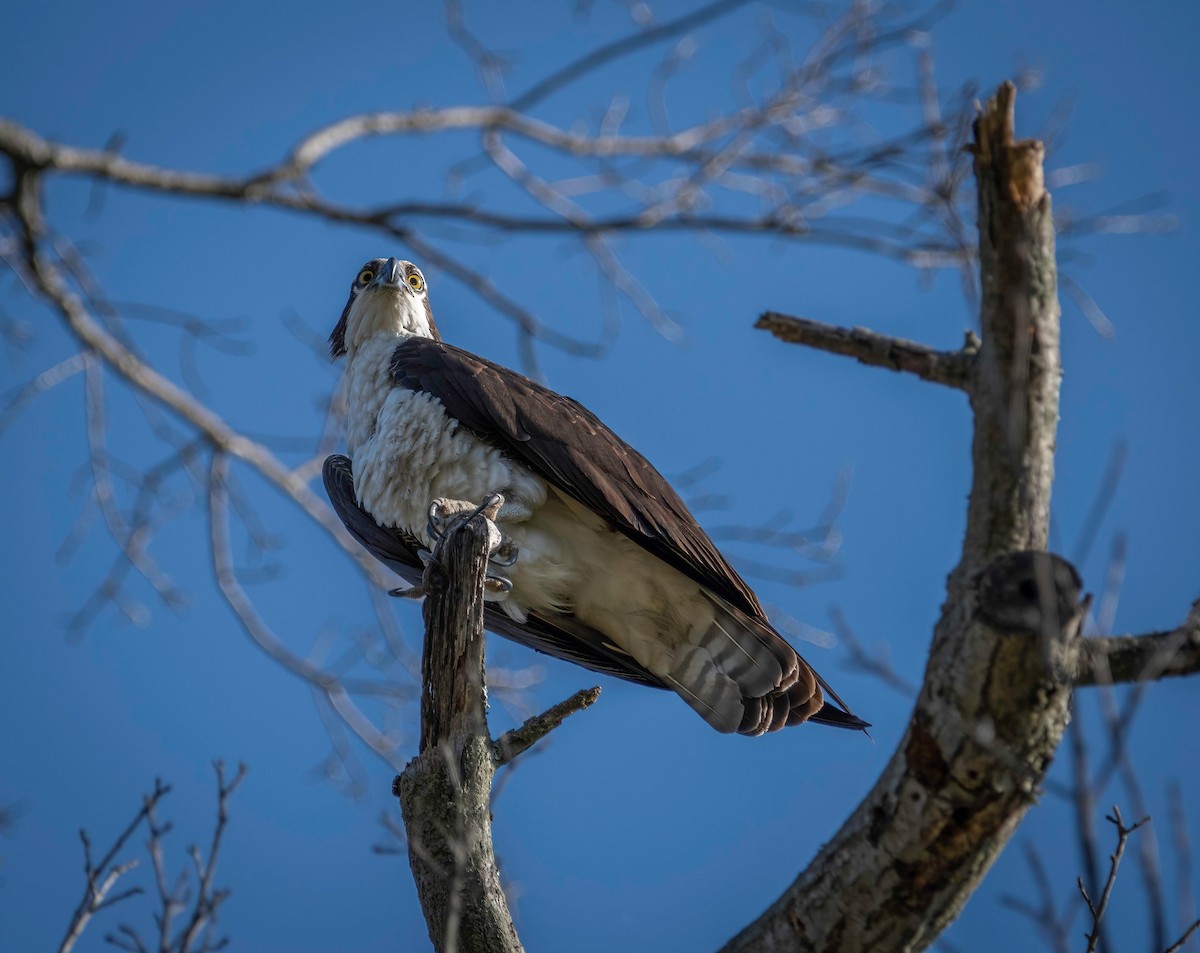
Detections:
[2, 2, 1198, 951]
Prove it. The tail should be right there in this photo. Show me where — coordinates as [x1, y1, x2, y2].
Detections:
[666, 596, 868, 736]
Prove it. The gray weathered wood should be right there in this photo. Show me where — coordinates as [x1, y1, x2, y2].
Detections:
[718, 80, 1074, 953]
[393, 512, 524, 953]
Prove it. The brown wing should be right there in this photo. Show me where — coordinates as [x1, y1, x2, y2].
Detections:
[389, 337, 766, 620]
[323, 454, 666, 688]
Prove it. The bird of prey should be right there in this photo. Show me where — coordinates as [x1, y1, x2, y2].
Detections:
[323, 257, 866, 736]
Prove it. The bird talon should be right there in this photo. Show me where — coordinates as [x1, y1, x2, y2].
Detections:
[476, 493, 504, 521]
[489, 540, 519, 567]
[426, 502, 445, 541]
[484, 574, 513, 596]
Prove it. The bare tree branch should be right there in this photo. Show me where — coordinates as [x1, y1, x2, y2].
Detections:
[999, 841, 1074, 953]
[2, 177, 391, 584]
[1068, 713, 1109, 953]
[1077, 806, 1150, 953]
[208, 452, 404, 769]
[1169, 782, 1200, 953]
[509, 0, 756, 111]
[58, 779, 164, 953]
[0, 351, 86, 435]
[1073, 602, 1200, 685]
[57, 767, 244, 953]
[1167, 920, 1200, 953]
[494, 686, 602, 765]
[177, 761, 246, 953]
[828, 604, 917, 696]
[756, 310, 979, 388]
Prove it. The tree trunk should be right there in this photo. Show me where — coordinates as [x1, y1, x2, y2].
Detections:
[718, 80, 1076, 953]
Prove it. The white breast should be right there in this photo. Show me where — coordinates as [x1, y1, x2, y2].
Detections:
[345, 336, 547, 542]
[341, 333, 722, 687]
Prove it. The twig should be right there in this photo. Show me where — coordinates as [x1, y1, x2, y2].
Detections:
[494, 687, 602, 765]
[509, 0, 755, 111]
[1166, 920, 1200, 953]
[208, 452, 404, 769]
[0, 351, 87, 435]
[1070, 440, 1126, 567]
[57, 779, 171, 953]
[998, 841, 1073, 953]
[1069, 711, 1108, 953]
[177, 761, 246, 953]
[1097, 679, 1168, 950]
[1169, 782, 1199, 953]
[1077, 806, 1150, 953]
[828, 604, 916, 696]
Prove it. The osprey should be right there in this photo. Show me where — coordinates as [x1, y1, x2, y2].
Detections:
[323, 257, 866, 735]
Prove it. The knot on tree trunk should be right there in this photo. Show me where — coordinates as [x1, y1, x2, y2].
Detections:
[975, 551, 1083, 634]
[975, 550, 1086, 683]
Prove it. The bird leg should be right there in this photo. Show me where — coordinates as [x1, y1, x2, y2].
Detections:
[425, 494, 519, 598]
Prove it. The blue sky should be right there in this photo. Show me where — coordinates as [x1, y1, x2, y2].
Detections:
[2, 2, 1198, 952]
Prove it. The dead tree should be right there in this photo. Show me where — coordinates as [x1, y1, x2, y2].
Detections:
[377, 85, 1199, 953]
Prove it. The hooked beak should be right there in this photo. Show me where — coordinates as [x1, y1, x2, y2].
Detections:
[372, 257, 404, 290]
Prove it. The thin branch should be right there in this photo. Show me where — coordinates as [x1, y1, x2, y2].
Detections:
[1073, 603, 1200, 686]
[0, 351, 86, 435]
[1169, 782, 1199, 953]
[998, 841, 1073, 953]
[3, 175, 395, 588]
[1070, 439, 1126, 567]
[756, 310, 978, 388]
[177, 761, 246, 953]
[494, 686, 602, 765]
[828, 604, 917, 696]
[509, 0, 755, 111]
[208, 452, 403, 769]
[1077, 806, 1150, 953]
[57, 780, 171, 953]
[1167, 921, 1200, 953]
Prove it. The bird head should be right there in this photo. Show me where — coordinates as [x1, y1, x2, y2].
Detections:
[329, 257, 440, 359]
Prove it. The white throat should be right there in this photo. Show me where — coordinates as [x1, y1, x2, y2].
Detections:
[343, 287, 434, 358]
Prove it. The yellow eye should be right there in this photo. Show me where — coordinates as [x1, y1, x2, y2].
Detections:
[407, 273, 424, 292]
[357, 269, 374, 286]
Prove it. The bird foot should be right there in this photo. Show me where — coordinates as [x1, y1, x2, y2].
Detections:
[387, 550, 436, 599]
[427, 495, 519, 598]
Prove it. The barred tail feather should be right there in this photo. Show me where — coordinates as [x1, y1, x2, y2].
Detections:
[666, 596, 867, 735]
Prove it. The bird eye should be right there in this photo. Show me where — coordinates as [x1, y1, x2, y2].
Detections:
[357, 269, 374, 286]
[407, 273, 424, 292]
